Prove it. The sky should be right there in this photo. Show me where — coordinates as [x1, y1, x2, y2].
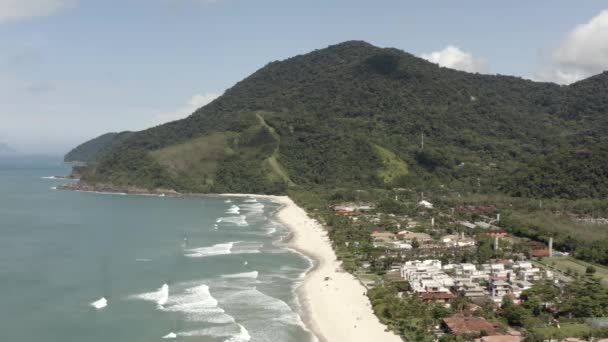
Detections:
[0, 0, 607, 154]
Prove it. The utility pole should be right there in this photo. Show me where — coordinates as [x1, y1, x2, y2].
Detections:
[421, 132, 424, 151]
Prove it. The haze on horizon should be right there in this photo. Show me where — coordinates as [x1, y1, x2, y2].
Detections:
[1, 0, 607, 155]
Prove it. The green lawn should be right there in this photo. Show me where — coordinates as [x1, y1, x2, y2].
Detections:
[532, 323, 591, 340]
[541, 256, 608, 286]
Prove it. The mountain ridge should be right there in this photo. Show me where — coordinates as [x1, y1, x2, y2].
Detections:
[66, 41, 608, 198]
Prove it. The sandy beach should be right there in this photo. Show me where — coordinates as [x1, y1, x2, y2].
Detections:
[225, 194, 402, 342]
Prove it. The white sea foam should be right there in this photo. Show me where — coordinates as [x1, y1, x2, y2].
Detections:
[131, 280, 235, 324]
[185, 242, 260, 258]
[223, 288, 302, 326]
[230, 242, 262, 255]
[76, 190, 128, 196]
[243, 198, 257, 203]
[224, 199, 232, 203]
[90, 297, 107, 309]
[216, 215, 248, 227]
[226, 205, 240, 215]
[41, 176, 60, 180]
[164, 283, 236, 324]
[185, 242, 234, 258]
[226, 324, 251, 342]
[50, 186, 57, 190]
[266, 226, 277, 235]
[162, 332, 177, 339]
[177, 324, 246, 340]
[221, 271, 259, 279]
[130, 283, 169, 308]
[240, 203, 265, 215]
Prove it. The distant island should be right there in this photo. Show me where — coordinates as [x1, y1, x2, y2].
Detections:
[0, 142, 16, 155]
[64, 40, 608, 342]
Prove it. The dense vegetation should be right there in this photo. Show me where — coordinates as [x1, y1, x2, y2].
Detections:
[65, 41, 608, 262]
[64, 131, 132, 163]
[67, 41, 608, 198]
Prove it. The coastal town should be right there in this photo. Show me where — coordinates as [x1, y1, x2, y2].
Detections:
[298, 191, 608, 342]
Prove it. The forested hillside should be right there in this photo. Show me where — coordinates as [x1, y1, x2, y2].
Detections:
[66, 41, 608, 198]
[65, 131, 133, 163]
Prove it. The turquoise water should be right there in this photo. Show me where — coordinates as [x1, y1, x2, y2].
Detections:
[0, 157, 315, 342]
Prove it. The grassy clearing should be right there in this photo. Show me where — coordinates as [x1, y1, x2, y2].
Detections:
[443, 194, 608, 243]
[256, 111, 296, 187]
[508, 211, 608, 242]
[373, 144, 408, 184]
[541, 256, 608, 286]
[151, 132, 233, 176]
[267, 154, 295, 186]
[532, 323, 591, 340]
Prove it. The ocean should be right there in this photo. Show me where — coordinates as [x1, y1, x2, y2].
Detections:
[0, 157, 315, 342]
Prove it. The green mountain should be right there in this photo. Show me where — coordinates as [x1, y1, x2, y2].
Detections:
[65, 131, 133, 163]
[67, 41, 608, 198]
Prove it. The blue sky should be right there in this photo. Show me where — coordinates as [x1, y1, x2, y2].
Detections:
[1, 0, 607, 154]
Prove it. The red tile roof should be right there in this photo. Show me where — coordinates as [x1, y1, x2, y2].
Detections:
[421, 292, 456, 301]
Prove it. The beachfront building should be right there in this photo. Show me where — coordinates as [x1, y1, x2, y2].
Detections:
[397, 230, 432, 243]
[401, 260, 454, 294]
[332, 202, 375, 215]
[458, 221, 477, 229]
[512, 261, 543, 281]
[418, 200, 434, 209]
[402, 258, 552, 304]
[441, 233, 476, 248]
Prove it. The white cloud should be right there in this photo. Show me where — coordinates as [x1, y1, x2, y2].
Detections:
[150, 93, 220, 127]
[421, 45, 488, 73]
[0, 0, 76, 23]
[535, 10, 608, 84]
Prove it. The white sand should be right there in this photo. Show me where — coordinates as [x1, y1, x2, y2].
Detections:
[221, 194, 402, 342]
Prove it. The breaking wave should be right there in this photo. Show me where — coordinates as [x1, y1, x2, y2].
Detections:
[185, 242, 234, 258]
[222, 287, 304, 327]
[185, 242, 260, 258]
[216, 215, 248, 226]
[177, 323, 250, 342]
[131, 281, 236, 324]
[161, 332, 177, 339]
[240, 203, 265, 215]
[130, 283, 169, 308]
[90, 297, 107, 309]
[227, 324, 251, 342]
[221, 271, 259, 279]
[226, 205, 241, 215]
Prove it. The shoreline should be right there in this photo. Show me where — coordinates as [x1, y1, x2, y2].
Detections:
[57, 184, 401, 342]
[268, 196, 402, 342]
